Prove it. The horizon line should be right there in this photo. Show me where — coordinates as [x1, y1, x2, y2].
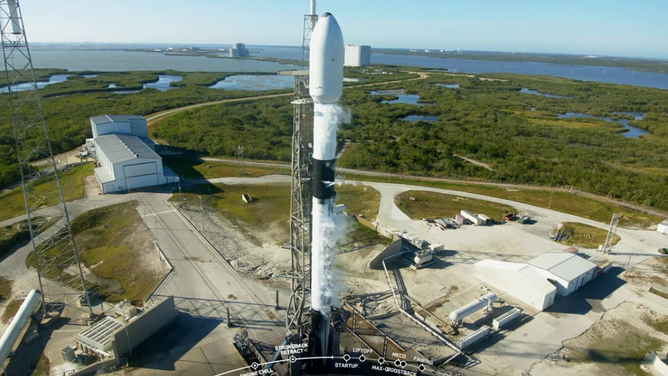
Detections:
[29, 41, 668, 61]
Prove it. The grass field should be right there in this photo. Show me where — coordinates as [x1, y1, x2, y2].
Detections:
[26, 201, 166, 304]
[176, 183, 291, 244]
[0, 217, 55, 258]
[336, 183, 381, 219]
[0, 162, 94, 222]
[0, 221, 32, 258]
[556, 222, 621, 248]
[395, 190, 515, 221]
[339, 172, 661, 229]
[164, 157, 286, 179]
[0, 277, 19, 324]
[175, 182, 383, 247]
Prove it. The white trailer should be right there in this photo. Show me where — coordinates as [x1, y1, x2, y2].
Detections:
[461, 210, 483, 226]
[477, 214, 491, 225]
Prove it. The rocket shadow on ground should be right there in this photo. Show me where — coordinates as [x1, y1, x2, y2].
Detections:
[128, 312, 222, 371]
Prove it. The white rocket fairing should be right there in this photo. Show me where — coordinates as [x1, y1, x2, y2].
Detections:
[310, 12, 344, 107]
[308, 12, 344, 363]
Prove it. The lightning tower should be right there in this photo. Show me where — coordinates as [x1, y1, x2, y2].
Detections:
[0, 0, 92, 318]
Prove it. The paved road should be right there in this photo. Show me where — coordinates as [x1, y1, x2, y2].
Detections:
[198, 156, 668, 220]
[366, 181, 666, 270]
[188, 174, 666, 271]
[138, 193, 287, 360]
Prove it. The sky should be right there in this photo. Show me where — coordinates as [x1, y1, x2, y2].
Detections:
[21, 0, 668, 59]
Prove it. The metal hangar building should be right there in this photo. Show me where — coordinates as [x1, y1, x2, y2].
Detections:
[89, 115, 177, 193]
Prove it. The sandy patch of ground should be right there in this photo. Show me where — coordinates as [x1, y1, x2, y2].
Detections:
[531, 301, 668, 376]
[83, 175, 102, 197]
[179, 206, 292, 290]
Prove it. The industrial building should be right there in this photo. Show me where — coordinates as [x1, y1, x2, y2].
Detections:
[475, 260, 557, 311]
[527, 251, 597, 296]
[89, 115, 155, 151]
[88, 115, 178, 194]
[229, 43, 250, 58]
[344, 44, 371, 67]
[76, 297, 177, 372]
[474, 251, 598, 310]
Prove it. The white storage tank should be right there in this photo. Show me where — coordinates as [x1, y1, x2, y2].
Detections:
[449, 292, 497, 322]
[0, 289, 41, 368]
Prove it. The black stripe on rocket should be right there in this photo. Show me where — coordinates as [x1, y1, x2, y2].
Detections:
[312, 159, 336, 201]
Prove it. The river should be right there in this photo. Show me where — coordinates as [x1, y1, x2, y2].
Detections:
[25, 45, 668, 90]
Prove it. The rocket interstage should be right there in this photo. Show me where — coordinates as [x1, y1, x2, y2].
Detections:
[308, 12, 344, 365]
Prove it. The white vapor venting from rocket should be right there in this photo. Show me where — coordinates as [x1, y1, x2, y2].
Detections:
[310, 104, 350, 314]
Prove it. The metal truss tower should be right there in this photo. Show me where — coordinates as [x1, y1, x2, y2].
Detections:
[0, 0, 92, 318]
[285, 11, 317, 337]
[602, 212, 621, 254]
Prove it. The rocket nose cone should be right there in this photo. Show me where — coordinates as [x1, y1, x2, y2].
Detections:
[313, 12, 342, 40]
[309, 12, 344, 103]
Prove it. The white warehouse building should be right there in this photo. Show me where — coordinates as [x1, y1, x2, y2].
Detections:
[474, 251, 599, 311]
[475, 260, 557, 311]
[94, 134, 170, 194]
[527, 251, 597, 297]
[344, 45, 371, 67]
[89, 115, 155, 152]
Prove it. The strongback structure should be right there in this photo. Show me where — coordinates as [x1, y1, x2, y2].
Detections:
[285, 10, 317, 337]
[0, 0, 92, 317]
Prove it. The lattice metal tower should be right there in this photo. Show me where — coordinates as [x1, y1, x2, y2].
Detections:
[285, 7, 317, 336]
[602, 212, 621, 254]
[0, 0, 92, 317]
